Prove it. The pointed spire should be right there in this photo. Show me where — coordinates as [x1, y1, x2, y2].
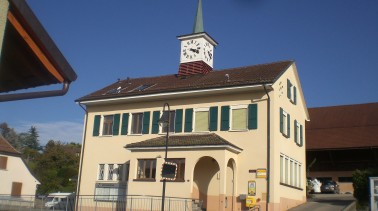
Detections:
[193, 0, 204, 33]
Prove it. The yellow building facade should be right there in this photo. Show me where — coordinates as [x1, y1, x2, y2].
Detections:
[76, 1, 309, 210]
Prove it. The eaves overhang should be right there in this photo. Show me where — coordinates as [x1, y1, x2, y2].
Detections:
[126, 145, 243, 154]
[77, 84, 273, 106]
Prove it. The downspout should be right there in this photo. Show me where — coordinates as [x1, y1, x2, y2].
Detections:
[263, 84, 271, 211]
[75, 103, 88, 211]
[0, 82, 70, 102]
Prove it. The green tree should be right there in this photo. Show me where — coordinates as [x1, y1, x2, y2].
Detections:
[34, 140, 81, 194]
[0, 122, 21, 150]
[353, 168, 378, 207]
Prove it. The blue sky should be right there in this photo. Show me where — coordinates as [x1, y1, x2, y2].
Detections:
[1, 0, 377, 145]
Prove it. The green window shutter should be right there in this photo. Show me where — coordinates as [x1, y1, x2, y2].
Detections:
[300, 124, 303, 147]
[142, 111, 150, 134]
[93, 115, 101, 136]
[221, 106, 230, 131]
[184, 109, 193, 132]
[248, 104, 258, 130]
[175, 109, 183, 133]
[287, 113, 291, 138]
[209, 106, 218, 131]
[112, 114, 121, 136]
[151, 111, 160, 134]
[279, 108, 283, 133]
[121, 113, 129, 135]
[294, 86, 297, 105]
[287, 79, 292, 99]
[294, 120, 298, 143]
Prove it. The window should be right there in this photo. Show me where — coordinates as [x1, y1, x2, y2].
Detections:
[131, 113, 143, 134]
[137, 159, 156, 180]
[221, 104, 257, 131]
[107, 164, 114, 180]
[280, 153, 302, 189]
[130, 84, 155, 92]
[102, 115, 114, 135]
[280, 155, 284, 183]
[94, 183, 126, 201]
[98, 164, 105, 180]
[294, 120, 303, 146]
[116, 164, 124, 181]
[0, 156, 7, 170]
[280, 108, 290, 137]
[93, 114, 120, 136]
[11, 182, 22, 197]
[231, 105, 248, 130]
[194, 108, 209, 132]
[287, 79, 297, 104]
[162, 111, 176, 133]
[166, 158, 185, 181]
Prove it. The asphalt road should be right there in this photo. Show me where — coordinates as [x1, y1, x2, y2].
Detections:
[289, 194, 356, 211]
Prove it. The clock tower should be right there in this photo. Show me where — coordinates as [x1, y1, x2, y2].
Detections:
[178, 0, 218, 76]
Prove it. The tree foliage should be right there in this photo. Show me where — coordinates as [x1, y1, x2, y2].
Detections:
[353, 168, 378, 206]
[0, 122, 81, 194]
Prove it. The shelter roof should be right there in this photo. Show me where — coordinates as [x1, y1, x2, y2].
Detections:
[306, 102, 378, 150]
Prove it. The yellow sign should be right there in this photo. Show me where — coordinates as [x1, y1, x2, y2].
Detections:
[246, 195, 256, 208]
[248, 180, 256, 196]
[256, 169, 267, 178]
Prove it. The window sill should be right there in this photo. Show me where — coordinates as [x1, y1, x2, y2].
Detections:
[229, 129, 248, 132]
[281, 133, 290, 138]
[133, 179, 156, 182]
[159, 179, 185, 183]
[128, 134, 143, 136]
[280, 182, 303, 191]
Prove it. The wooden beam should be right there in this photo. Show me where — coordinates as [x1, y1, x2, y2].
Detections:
[7, 11, 64, 83]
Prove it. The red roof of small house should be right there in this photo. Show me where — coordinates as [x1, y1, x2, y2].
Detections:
[306, 102, 378, 150]
[0, 136, 21, 156]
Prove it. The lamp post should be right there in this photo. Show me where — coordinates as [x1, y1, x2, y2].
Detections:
[158, 103, 170, 211]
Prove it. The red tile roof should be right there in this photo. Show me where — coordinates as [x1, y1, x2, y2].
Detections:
[125, 133, 242, 151]
[306, 102, 378, 150]
[0, 136, 21, 155]
[76, 60, 293, 102]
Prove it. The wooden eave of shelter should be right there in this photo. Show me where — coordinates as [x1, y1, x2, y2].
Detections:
[0, 0, 77, 96]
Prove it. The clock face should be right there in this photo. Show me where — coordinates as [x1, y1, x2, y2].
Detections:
[204, 42, 213, 62]
[182, 39, 201, 60]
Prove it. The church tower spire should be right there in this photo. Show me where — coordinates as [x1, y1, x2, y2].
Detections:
[193, 0, 204, 33]
[177, 0, 218, 76]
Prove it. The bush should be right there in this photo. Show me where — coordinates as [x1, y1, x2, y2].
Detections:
[353, 168, 378, 207]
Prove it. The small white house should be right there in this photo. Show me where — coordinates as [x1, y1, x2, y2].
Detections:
[0, 136, 40, 197]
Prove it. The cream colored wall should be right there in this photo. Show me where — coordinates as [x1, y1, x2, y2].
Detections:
[0, 154, 40, 195]
[79, 91, 268, 199]
[270, 64, 307, 205]
[0, 0, 9, 57]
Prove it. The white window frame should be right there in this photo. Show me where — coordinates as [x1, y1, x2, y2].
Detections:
[193, 107, 210, 132]
[282, 110, 288, 136]
[230, 104, 248, 131]
[107, 164, 114, 181]
[295, 121, 301, 145]
[98, 164, 105, 180]
[130, 112, 144, 135]
[101, 115, 114, 136]
[159, 110, 176, 134]
[280, 153, 302, 188]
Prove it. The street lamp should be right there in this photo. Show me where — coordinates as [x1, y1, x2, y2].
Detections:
[158, 103, 170, 211]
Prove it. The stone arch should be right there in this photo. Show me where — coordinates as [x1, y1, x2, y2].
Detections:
[192, 156, 220, 210]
